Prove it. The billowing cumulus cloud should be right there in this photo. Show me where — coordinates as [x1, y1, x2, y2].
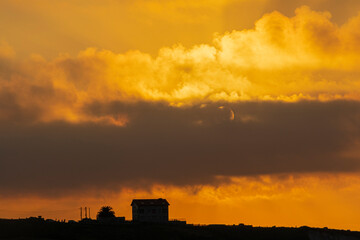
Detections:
[2, 7, 360, 125]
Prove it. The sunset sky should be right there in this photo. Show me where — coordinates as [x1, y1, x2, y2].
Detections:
[1, 0, 360, 230]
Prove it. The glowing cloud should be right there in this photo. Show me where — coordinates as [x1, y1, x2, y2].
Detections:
[1, 6, 360, 125]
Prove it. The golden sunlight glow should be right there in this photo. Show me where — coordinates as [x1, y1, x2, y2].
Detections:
[2, 6, 360, 125]
[2, 173, 360, 230]
[2, 0, 360, 232]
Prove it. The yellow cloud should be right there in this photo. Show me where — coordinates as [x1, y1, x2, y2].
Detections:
[2, 6, 360, 125]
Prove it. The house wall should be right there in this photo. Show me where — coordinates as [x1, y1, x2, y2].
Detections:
[132, 205, 168, 223]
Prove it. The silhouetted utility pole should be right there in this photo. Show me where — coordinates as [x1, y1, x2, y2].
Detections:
[80, 206, 91, 220]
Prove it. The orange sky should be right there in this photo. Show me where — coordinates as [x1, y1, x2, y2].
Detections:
[1, 0, 360, 230]
[2, 173, 360, 230]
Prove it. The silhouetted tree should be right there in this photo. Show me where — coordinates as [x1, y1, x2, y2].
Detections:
[97, 206, 115, 219]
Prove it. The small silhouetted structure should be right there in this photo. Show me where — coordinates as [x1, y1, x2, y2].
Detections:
[131, 198, 169, 223]
[80, 207, 91, 220]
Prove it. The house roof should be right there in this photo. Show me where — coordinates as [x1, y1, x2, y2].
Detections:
[131, 198, 169, 206]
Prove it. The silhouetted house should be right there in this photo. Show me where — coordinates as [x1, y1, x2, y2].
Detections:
[131, 198, 169, 223]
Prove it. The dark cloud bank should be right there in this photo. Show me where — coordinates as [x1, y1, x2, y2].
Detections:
[0, 101, 360, 196]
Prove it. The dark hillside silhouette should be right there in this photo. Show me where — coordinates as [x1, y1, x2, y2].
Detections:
[1, 218, 360, 240]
